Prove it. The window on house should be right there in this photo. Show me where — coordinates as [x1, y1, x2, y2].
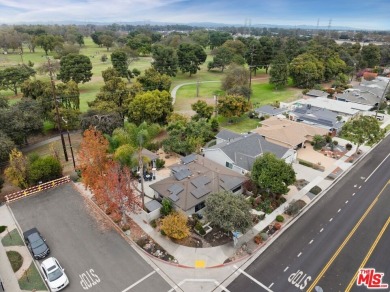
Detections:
[225, 161, 233, 169]
[195, 201, 205, 212]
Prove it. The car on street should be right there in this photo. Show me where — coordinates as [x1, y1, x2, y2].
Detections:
[23, 228, 50, 259]
[41, 257, 69, 292]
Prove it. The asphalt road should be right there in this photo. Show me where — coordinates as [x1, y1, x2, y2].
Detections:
[227, 134, 390, 292]
[10, 183, 172, 292]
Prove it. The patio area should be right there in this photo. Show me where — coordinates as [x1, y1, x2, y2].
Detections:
[297, 142, 339, 171]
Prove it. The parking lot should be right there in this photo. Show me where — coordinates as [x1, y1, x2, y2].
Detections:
[10, 183, 172, 292]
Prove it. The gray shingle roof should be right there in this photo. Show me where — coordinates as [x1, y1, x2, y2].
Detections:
[210, 133, 289, 171]
[215, 129, 242, 141]
[306, 90, 328, 97]
[291, 105, 343, 130]
[254, 105, 288, 116]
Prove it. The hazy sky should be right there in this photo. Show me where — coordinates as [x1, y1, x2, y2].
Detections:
[0, 0, 389, 30]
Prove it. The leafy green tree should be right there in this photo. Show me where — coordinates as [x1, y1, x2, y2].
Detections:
[189, 30, 210, 48]
[312, 134, 326, 150]
[0, 130, 15, 163]
[80, 110, 123, 135]
[58, 53, 93, 84]
[208, 46, 234, 72]
[209, 31, 233, 50]
[217, 95, 250, 121]
[323, 55, 346, 82]
[127, 90, 173, 125]
[177, 43, 207, 76]
[221, 64, 251, 98]
[28, 155, 62, 185]
[290, 53, 324, 88]
[100, 34, 115, 51]
[269, 52, 289, 89]
[110, 49, 140, 82]
[36, 34, 64, 55]
[361, 44, 381, 68]
[0, 65, 36, 95]
[160, 212, 190, 240]
[151, 45, 178, 77]
[341, 116, 385, 153]
[56, 81, 80, 109]
[127, 33, 152, 55]
[204, 191, 252, 233]
[160, 198, 173, 216]
[21, 79, 50, 100]
[222, 40, 247, 57]
[137, 68, 171, 92]
[251, 152, 296, 195]
[191, 100, 214, 121]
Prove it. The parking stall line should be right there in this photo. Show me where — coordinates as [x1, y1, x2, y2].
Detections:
[122, 269, 159, 292]
[233, 266, 273, 292]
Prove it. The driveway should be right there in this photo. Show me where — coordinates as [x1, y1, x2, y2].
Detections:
[9, 183, 172, 292]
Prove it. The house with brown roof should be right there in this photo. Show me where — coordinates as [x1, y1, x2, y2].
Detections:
[252, 116, 329, 149]
[149, 154, 247, 214]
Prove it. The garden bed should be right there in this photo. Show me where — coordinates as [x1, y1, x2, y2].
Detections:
[136, 236, 177, 263]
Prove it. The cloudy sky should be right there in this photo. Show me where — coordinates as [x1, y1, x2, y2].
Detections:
[0, 0, 389, 30]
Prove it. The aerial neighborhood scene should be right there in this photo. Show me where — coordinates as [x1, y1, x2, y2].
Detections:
[1, 0, 390, 291]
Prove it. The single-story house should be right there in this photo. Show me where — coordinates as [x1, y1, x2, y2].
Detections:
[305, 89, 328, 98]
[289, 104, 344, 133]
[335, 88, 381, 107]
[149, 154, 247, 214]
[295, 98, 373, 117]
[203, 131, 295, 174]
[252, 116, 329, 149]
[254, 105, 289, 118]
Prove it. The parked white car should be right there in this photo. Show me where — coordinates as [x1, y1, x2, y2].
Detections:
[41, 257, 69, 292]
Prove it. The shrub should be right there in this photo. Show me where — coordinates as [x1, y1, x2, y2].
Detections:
[274, 222, 282, 230]
[160, 198, 173, 217]
[309, 185, 322, 195]
[325, 135, 332, 143]
[346, 143, 353, 150]
[276, 215, 284, 222]
[28, 156, 62, 185]
[333, 140, 338, 146]
[285, 199, 306, 216]
[160, 212, 190, 240]
[260, 232, 268, 241]
[150, 219, 157, 228]
[6, 251, 23, 272]
[0, 225, 6, 233]
[155, 158, 165, 169]
[110, 212, 122, 223]
[101, 54, 107, 62]
[254, 234, 262, 244]
[121, 224, 131, 231]
[160, 229, 166, 236]
[194, 221, 206, 236]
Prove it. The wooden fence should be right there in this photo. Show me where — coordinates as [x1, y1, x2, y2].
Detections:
[5, 176, 70, 203]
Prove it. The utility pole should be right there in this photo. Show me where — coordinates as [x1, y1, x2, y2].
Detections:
[47, 57, 68, 162]
[62, 117, 76, 169]
[214, 95, 218, 117]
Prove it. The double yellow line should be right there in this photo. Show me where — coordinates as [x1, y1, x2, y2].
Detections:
[307, 181, 390, 291]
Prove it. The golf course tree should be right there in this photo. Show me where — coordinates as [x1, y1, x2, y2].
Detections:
[0, 65, 36, 95]
[341, 115, 385, 153]
[221, 64, 251, 99]
[89, 67, 131, 121]
[217, 95, 250, 122]
[80, 110, 123, 136]
[137, 68, 171, 92]
[204, 191, 252, 234]
[177, 43, 207, 76]
[57, 53, 93, 84]
[209, 31, 233, 50]
[0, 130, 15, 164]
[110, 49, 140, 82]
[208, 46, 234, 72]
[151, 45, 179, 77]
[127, 90, 173, 125]
[36, 34, 64, 55]
[251, 153, 296, 196]
[269, 52, 289, 89]
[289, 53, 324, 88]
[191, 100, 214, 121]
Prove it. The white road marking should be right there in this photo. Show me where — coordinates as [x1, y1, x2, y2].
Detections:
[352, 192, 356, 196]
[284, 266, 289, 272]
[122, 269, 158, 292]
[297, 252, 302, 257]
[345, 200, 349, 204]
[320, 228, 324, 232]
[359, 186, 362, 189]
[329, 218, 333, 222]
[168, 279, 229, 292]
[309, 240, 313, 245]
[269, 282, 274, 288]
[365, 153, 390, 182]
[233, 266, 273, 292]
[338, 209, 341, 213]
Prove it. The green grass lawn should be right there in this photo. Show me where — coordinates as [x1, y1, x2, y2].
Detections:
[6, 250, 23, 272]
[219, 115, 260, 133]
[19, 262, 48, 291]
[176, 82, 222, 99]
[1, 228, 24, 246]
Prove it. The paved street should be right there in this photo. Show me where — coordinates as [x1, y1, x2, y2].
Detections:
[9, 184, 172, 292]
[226, 134, 390, 292]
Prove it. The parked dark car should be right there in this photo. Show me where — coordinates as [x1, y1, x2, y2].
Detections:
[23, 228, 50, 260]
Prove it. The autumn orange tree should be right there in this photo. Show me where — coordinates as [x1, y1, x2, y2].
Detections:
[94, 161, 140, 224]
[77, 127, 109, 191]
